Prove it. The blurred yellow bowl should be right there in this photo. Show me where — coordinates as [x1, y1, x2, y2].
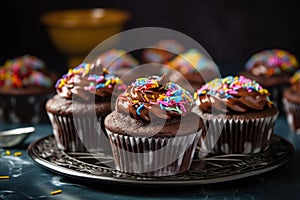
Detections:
[41, 8, 130, 67]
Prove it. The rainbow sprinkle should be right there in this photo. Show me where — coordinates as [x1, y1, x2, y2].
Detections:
[167, 49, 217, 74]
[0, 55, 52, 88]
[56, 63, 125, 92]
[128, 76, 193, 115]
[196, 76, 271, 103]
[245, 49, 298, 75]
[290, 70, 300, 84]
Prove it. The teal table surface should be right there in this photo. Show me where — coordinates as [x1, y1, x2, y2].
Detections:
[0, 116, 300, 200]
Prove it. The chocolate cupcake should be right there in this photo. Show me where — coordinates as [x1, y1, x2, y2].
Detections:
[166, 49, 219, 91]
[240, 49, 298, 111]
[142, 39, 185, 64]
[46, 63, 125, 152]
[193, 76, 279, 154]
[283, 70, 300, 133]
[0, 55, 56, 124]
[105, 75, 204, 176]
[95, 49, 138, 78]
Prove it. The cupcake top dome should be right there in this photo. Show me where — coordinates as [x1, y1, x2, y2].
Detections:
[0, 55, 53, 89]
[167, 49, 217, 75]
[116, 75, 193, 122]
[195, 76, 272, 113]
[245, 49, 298, 76]
[143, 39, 185, 63]
[95, 49, 138, 74]
[55, 63, 126, 101]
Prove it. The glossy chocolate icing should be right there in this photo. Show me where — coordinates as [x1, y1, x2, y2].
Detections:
[116, 75, 193, 123]
[56, 63, 124, 101]
[196, 76, 272, 113]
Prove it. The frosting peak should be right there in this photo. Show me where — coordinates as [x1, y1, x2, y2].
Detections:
[195, 76, 272, 113]
[55, 63, 125, 101]
[116, 75, 193, 123]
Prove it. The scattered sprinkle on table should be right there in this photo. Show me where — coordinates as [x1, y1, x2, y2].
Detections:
[0, 176, 10, 179]
[51, 189, 62, 195]
[13, 152, 22, 156]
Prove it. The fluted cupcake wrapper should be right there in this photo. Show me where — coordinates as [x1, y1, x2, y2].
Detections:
[283, 98, 300, 134]
[47, 112, 107, 152]
[106, 130, 202, 177]
[198, 114, 278, 155]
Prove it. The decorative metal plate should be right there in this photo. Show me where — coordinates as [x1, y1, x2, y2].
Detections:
[27, 134, 294, 185]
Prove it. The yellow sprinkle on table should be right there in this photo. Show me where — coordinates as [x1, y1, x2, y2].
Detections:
[51, 189, 62, 195]
[14, 152, 22, 156]
[0, 176, 10, 179]
[6, 150, 11, 155]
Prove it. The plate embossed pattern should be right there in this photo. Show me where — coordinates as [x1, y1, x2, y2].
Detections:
[28, 134, 294, 185]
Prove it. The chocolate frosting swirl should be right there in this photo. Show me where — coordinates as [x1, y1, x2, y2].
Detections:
[116, 75, 193, 123]
[55, 63, 125, 101]
[196, 76, 272, 113]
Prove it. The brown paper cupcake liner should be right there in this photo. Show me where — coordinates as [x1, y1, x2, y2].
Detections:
[106, 130, 202, 177]
[283, 98, 300, 134]
[198, 114, 278, 155]
[47, 112, 107, 152]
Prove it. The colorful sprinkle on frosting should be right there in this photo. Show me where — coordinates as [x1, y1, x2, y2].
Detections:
[117, 75, 193, 122]
[290, 70, 300, 84]
[196, 76, 270, 99]
[167, 49, 217, 74]
[245, 49, 298, 76]
[55, 63, 125, 100]
[195, 76, 273, 113]
[0, 55, 53, 88]
[132, 76, 192, 114]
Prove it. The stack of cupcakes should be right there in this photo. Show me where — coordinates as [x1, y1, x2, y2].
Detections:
[104, 75, 205, 176]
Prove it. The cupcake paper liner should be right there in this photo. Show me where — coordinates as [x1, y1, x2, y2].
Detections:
[198, 114, 278, 155]
[47, 112, 107, 152]
[0, 94, 50, 124]
[106, 130, 202, 177]
[283, 98, 300, 134]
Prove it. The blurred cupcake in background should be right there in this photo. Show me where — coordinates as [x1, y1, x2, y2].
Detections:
[240, 49, 298, 111]
[283, 70, 300, 134]
[0, 55, 56, 124]
[46, 63, 126, 152]
[94, 49, 138, 79]
[142, 39, 185, 64]
[166, 49, 219, 91]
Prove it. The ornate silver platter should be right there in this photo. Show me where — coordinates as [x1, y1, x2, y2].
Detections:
[28, 134, 294, 185]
